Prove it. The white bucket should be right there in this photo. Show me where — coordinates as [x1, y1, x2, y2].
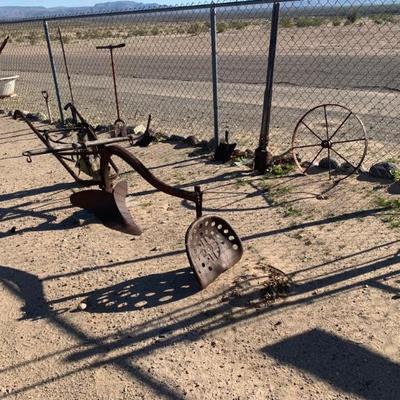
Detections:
[0, 75, 19, 97]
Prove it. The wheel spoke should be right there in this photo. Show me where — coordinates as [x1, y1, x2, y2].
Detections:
[304, 148, 324, 174]
[300, 121, 324, 142]
[324, 106, 331, 179]
[330, 148, 357, 170]
[324, 105, 329, 139]
[328, 111, 352, 142]
[331, 138, 366, 145]
[292, 143, 322, 150]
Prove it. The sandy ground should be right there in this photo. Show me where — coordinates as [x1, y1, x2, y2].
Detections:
[1, 115, 400, 399]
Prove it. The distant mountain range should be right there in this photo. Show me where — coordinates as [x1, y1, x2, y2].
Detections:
[0, 1, 160, 21]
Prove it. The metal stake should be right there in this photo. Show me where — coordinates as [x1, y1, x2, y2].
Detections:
[210, 6, 220, 152]
[58, 27, 75, 107]
[254, 2, 280, 173]
[43, 20, 64, 124]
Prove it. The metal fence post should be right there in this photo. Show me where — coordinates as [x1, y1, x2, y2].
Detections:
[254, 2, 280, 174]
[43, 20, 65, 124]
[210, 6, 220, 151]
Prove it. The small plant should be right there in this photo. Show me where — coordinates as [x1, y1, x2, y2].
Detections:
[187, 22, 202, 35]
[390, 169, 400, 183]
[295, 16, 323, 28]
[283, 206, 302, 218]
[266, 163, 295, 177]
[229, 20, 250, 30]
[332, 17, 342, 26]
[150, 26, 160, 35]
[346, 10, 358, 24]
[375, 197, 400, 229]
[280, 17, 293, 28]
[216, 22, 227, 33]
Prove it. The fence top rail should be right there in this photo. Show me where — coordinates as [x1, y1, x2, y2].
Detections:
[0, 0, 298, 25]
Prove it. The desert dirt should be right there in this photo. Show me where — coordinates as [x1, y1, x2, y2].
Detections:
[1, 114, 400, 399]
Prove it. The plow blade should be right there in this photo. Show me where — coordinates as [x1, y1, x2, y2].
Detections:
[70, 180, 142, 235]
[185, 215, 243, 289]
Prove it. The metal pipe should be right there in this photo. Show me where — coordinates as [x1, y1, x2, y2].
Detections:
[109, 48, 121, 121]
[43, 20, 65, 124]
[254, 2, 280, 173]
[210, 6, 220, 151]
[58, 27, 75, 106]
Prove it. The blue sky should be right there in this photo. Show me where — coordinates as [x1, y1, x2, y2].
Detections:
[0, 0, 175, 6]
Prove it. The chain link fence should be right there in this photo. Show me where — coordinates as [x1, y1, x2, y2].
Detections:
[0, 0, 400, 168]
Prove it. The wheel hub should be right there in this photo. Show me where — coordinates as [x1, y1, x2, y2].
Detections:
[321, 139, 332, 149]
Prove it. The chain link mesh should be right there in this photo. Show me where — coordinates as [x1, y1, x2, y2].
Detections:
[1, 0, 400, 167]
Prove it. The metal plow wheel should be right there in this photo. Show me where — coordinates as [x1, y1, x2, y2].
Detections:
[186, 216, 243, 289]
[291, 104, 368, 188]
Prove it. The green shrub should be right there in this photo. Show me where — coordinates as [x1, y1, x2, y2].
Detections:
[187, 22, 202, 35]
[332, 17, 341, 26]
[280, 16, 293, 28]
[229, 20, 250, 30]
[295, 17, 323, 28]
[346, 10, 358, 24]
[150, 26, 160, 35]
[216, 22, 227, 33]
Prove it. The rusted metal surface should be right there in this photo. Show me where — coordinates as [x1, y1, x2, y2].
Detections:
[0, 36, 9, 55]
[214, 130, 236, 163]
[291, 104, 368, 193]
[133, 114, 153, 148]
[99, 145, 203, 217]
[41, 90, 52, 123]
[18, 105, 243, 289]
[58, 27, 76, 111]
[185, 215, 243, 288]
[70, 180, 142, 235]
[96, 43, 127, 137]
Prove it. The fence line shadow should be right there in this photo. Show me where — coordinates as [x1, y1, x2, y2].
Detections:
[263, 329, 400, 400]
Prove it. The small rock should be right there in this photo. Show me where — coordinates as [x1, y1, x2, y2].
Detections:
[95, 124, 113, 133]
[78, 302, 87, 311]
[369, 162, 399, 180]
[185, 135, 200, 146]
[207, 137, 217, 150]
[319, 157, 339, 170]
[8, 226, 17, 234]
[169, 134, 185, 142]
[133, 124, 146, 134]
[199, 140, 209, 148]
[337, 162, 354, 174]
[26, 112, 40, 122]
[244, 149, 254, 158]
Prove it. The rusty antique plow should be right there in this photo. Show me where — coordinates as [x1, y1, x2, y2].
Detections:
[17, 106, 243, 289]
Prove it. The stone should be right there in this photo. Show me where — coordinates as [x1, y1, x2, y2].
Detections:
[133, 124, 146, 134]
[369, 161, 399, 180]
[199, 140, 209, 148]
[26, 112, 40, 122]
[319, 157, 339, 170]
[185, 135, 200, 146]
[36, 112, 47, 122]
[168, 134, 185, 142]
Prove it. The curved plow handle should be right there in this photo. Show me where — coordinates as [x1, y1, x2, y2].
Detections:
[100, 145, 203, 217]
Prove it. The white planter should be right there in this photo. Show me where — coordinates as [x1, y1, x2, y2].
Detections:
[0, 75, 19, 97]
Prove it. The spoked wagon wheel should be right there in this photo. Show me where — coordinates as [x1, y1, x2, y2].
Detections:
[291, 104, 368, 187]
